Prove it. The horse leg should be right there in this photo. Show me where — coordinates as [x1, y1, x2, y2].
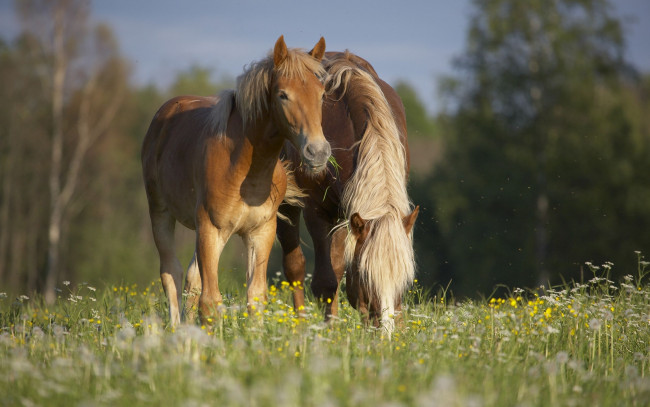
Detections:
[328, 227, 347, 317]
[196, 211, 226, 324]
[277, 204, 306, 314]
[182, 251, 201, 323]
[243, 219, 276, 315]
[304, 210, 340, 320]
[149, 210, 183, 326]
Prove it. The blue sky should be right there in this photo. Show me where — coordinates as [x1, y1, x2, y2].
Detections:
[1, 0, 648, 113]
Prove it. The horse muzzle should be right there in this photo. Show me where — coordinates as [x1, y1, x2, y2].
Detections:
[301, 140, 331, 174]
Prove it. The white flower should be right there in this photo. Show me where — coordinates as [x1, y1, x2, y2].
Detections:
[63, 281, 70, 286]
[556, 351, 569, 364]
[589, 318, 602, 330]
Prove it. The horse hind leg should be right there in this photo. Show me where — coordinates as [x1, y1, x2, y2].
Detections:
[150, 210, 183, 326]
[183, 251, 201, 322]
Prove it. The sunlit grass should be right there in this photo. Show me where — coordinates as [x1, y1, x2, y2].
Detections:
[1, 257, 649, 406]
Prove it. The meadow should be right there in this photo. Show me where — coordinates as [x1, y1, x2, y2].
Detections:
[1, 257, 649, 406]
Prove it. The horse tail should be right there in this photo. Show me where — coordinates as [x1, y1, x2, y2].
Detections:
[277, 160, 306, 225]
[327, 53, 415, 328]
[282, 161, 306, 208]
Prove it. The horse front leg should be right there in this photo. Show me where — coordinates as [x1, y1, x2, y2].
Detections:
[304, 210, 341, 321]
[277, 203, 306, 315]
[243, 218, 276, 316]
[196, 209, 227, 325]
[328, 227, 347, 317]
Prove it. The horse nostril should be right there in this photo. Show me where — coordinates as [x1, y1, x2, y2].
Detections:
[304, 143, 316, 160]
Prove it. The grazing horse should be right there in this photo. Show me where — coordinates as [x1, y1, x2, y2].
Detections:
[278, 51, 419, 332]
[142, 36, 330, 325]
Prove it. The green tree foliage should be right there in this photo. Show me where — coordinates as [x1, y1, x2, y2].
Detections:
[168, 65, 233, 97]
[414, 0, 650, 296]
[395, 82, 437, 140]
[395, 82, 441, 177]
[0, 2, 238, 295]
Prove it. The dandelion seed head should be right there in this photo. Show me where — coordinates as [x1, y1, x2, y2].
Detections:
[589, 318, 602, 330]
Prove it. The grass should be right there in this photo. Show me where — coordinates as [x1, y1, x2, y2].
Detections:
[1, 258, 650, 406]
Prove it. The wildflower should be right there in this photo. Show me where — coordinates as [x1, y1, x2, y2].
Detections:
[63, 281, 70, 286]
[551, 352, 568, 365]
[589, 318, 602, 330]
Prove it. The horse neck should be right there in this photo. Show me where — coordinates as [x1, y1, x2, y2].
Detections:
[238, 113, 284, 180]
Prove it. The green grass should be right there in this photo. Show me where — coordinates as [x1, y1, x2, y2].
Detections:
[1, 260, 650, 406]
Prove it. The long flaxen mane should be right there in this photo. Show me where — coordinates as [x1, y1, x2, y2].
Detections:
[209, 48, 327, 134]
[326, 54, 415, 325]
[235, 48, 327, 125]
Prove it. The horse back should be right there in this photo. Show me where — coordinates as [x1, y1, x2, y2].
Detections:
[141, 95, 221, 228]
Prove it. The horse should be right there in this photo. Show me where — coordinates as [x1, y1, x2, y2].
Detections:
[141, 36, 330, 326]
[277, 51, 419, 332]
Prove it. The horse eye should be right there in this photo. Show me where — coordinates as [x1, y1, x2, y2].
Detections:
[279, 91, 289, 101]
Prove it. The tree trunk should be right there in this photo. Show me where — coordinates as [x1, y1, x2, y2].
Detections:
[44, 5, 66, 304]
[0, 138, 12, 284]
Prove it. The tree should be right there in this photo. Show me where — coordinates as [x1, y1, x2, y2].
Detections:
[418, 0, 649, 296]
[395, 82, 441, 176]
[168, 65, 233, 97]
[13, 0, 127, 301]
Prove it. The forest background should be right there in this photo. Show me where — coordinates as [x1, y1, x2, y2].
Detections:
[0, 0, 649, 302]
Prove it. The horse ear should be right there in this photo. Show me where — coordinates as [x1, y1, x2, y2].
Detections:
[274, 35, 288, 67]
[350, 213, 367, 238]
[309, 37, 326, 61]
[402, 206, 420, 235]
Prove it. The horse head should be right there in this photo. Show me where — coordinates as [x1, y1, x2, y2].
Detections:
[271, 36, 331, 174]
[343, 206, 419, 328]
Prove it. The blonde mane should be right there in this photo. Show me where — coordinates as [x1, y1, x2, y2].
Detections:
[235, 48, 327, 125]
[209, 48, 326, 134]
[326, 54, 414, 328]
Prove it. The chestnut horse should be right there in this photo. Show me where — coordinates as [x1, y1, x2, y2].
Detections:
[278, 51, 418, 332]
[142, 36, 330, 325]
